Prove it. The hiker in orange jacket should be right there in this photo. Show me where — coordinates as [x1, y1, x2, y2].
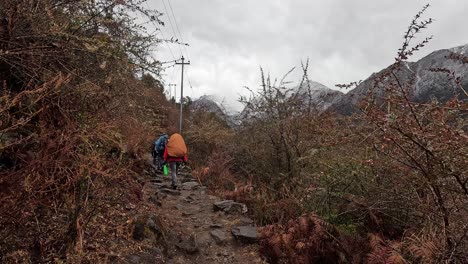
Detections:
[163, 133, 188, 189]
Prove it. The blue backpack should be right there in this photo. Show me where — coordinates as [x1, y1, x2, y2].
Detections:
[154, 134, 168, 153]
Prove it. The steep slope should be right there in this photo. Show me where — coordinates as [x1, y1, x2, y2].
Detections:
[413, 44, 468, 102]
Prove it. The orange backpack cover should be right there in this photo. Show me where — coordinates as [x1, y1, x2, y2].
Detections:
[166, 133, 187, 157]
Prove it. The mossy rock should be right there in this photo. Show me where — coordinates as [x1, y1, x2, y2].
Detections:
[132, 215, 166, 244]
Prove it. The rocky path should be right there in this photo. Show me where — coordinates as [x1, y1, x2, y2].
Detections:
[122, 170, 265, 263]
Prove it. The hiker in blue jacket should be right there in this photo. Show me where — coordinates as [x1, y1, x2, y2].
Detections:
[152, 133, 168, 171]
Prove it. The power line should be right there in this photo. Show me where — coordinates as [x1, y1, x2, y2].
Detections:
[161, 0, 183, 55]
[155, 1, 196, 99]
[142, 0, 183, 97]
[159, 33, 176, 62]
[160, 59, 178, 65]
[166, 0, 191, 60]
[184, 66, 194, 90]
[163, 0, 196, 96]
[161, 63, 176, 72]
[144, 1, 176, 62]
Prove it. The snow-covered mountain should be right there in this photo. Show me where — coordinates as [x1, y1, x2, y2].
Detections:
[294, 81, 344, 111]
[190, 95, 240, 127]
[190, 95, 226, 116]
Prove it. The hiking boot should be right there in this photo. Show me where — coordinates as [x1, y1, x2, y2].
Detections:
[172, 184, 177, 190]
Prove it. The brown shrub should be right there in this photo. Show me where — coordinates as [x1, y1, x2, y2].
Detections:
[259, 213, 367, 264]
[0, 0, 170, 261]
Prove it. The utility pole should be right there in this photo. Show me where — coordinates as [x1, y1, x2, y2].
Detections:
[167, 83, 176, 105]
[175, 56, 190, 133]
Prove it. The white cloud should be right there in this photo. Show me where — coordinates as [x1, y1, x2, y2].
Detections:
[147, 0, 468, 111]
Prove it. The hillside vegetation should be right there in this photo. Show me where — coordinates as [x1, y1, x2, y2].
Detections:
[0, 0, 177, 262]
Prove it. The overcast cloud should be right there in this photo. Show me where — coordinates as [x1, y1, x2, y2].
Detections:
[147, 0, 468, 112]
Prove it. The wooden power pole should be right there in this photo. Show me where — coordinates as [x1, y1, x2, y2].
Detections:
[175, 56, 190, 133]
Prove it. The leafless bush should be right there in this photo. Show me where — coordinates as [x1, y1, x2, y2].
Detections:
[359, 4, 467, 259]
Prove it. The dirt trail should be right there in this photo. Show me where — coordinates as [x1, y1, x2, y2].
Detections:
[123, 169, 265, 264]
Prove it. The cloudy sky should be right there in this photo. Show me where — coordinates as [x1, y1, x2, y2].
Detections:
[147, 0, 468, 112]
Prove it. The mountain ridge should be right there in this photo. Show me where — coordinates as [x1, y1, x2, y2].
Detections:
[330, 43, 468, 115]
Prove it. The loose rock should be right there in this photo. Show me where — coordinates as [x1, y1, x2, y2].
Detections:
[182, 181, 200, 190]
[196, 232, 212, 247]
[213, 200, 248, 214]
[182, 212, 194, 217]
[176, 234, 199, 254]
[210, 229, 228, 245]
[184, 195, 196, 203]
[149, 195, 162, 206]
[210, 223, 223, 229]
[150, 178, 163, 183]
[159, 188, 181, 196]
[239, 217, 254, 226]
[231, 226, 257, 244]
[132, 215, 163, 241]
[156, 192, 168, 200]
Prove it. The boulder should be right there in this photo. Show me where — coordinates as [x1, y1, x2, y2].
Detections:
[231, 226, 257, 244]
[132, 215, 164, 241]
